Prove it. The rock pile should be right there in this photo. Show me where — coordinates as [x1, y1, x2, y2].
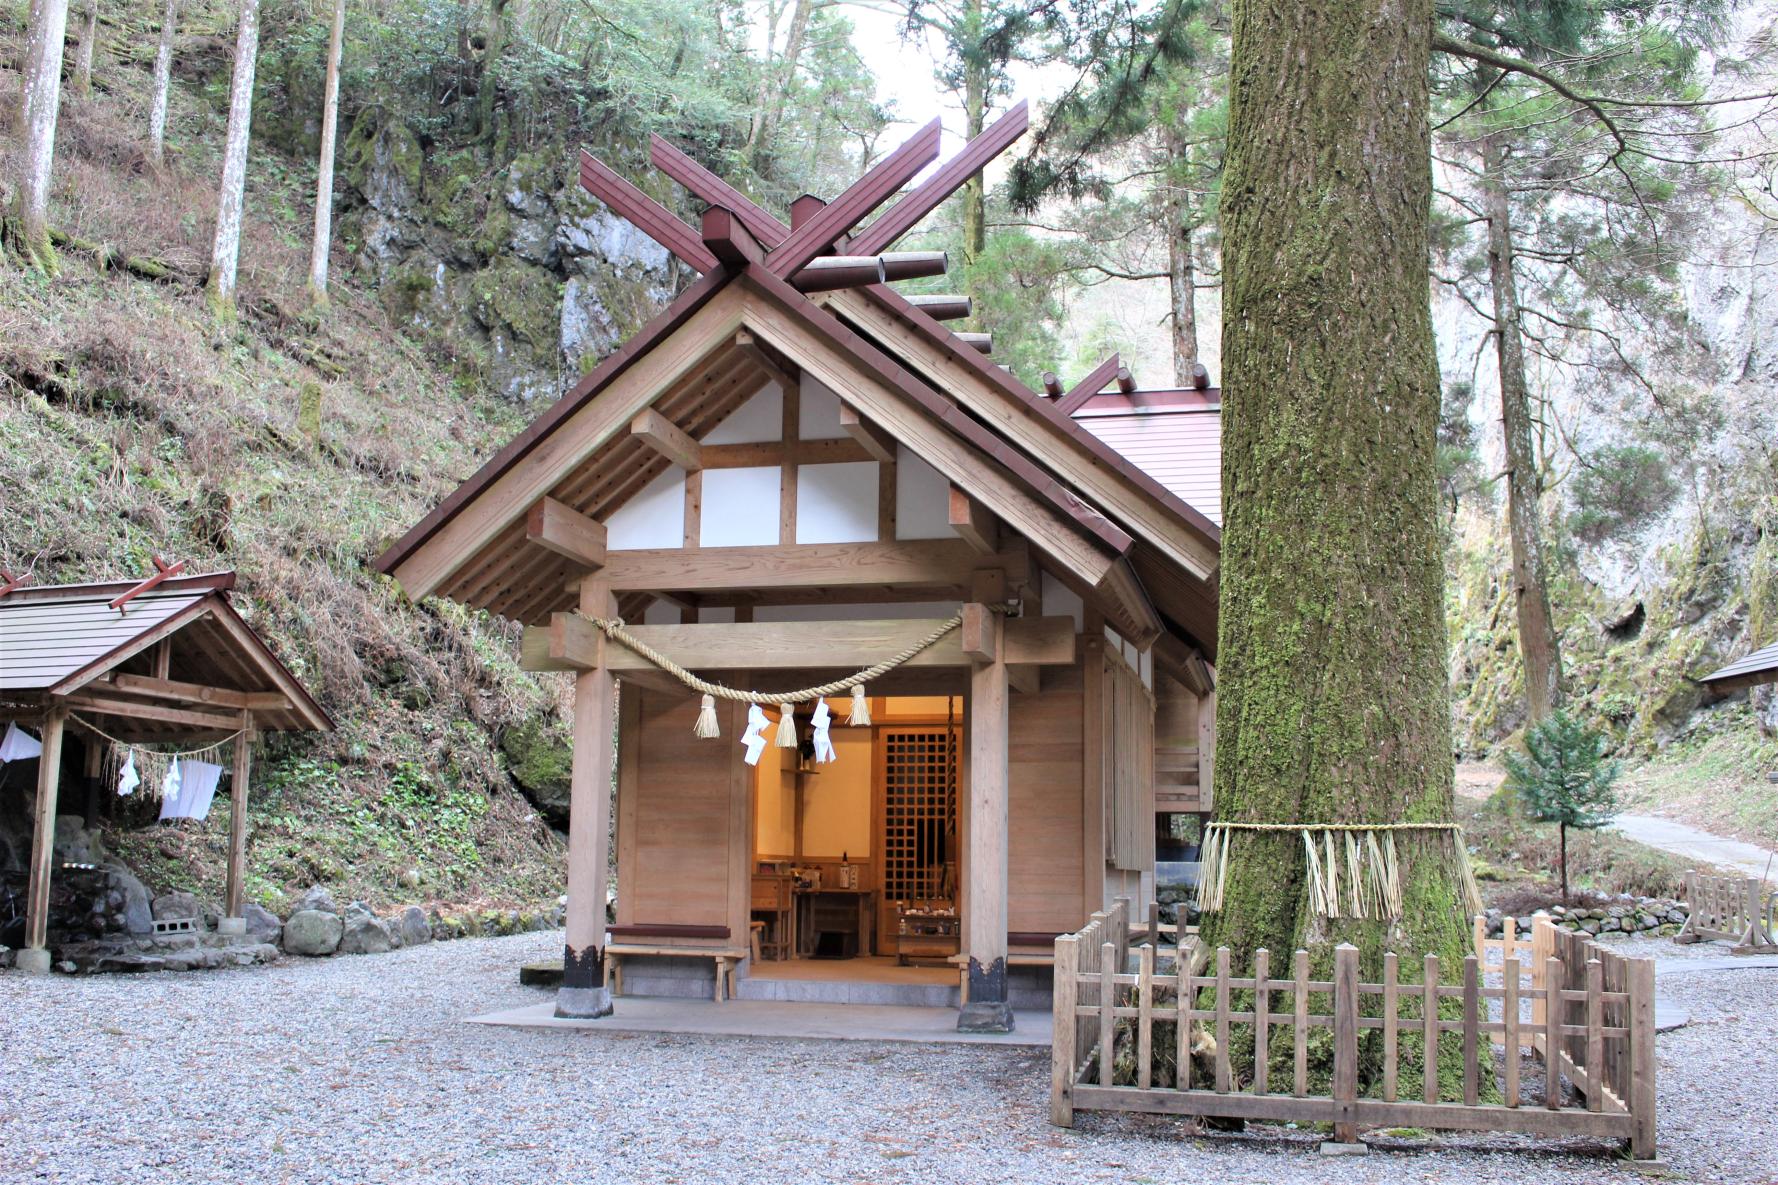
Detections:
[277, 893, 564, 958]
[1480, 895, 1690, 939]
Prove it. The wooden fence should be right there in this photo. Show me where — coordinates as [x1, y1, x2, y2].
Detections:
[1676, 870, 1775, 951]
[1052, 908, 1656, 1159]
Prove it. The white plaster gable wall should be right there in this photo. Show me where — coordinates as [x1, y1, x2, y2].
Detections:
[798, 376, 847, 439]
[796, 461, 878, 544]
[701, 466, 781, 546]
[702, 381, 782, 444]
[1041, 570, 1085, 633]
[603, 465, 684, 549]
[894, 445, 955, 540]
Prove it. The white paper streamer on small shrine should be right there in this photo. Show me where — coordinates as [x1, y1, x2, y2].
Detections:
[0, 721, 43, 763]
[71, 712, 243, 802]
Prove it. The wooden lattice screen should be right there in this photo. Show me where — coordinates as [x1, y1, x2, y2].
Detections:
[880, 727, 957, 905]
[1102, 651, 1156, 871]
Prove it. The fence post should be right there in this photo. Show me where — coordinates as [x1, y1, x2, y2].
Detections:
[1543, 955, 1564, 1110]
[1462, 954, 1480, 1107]
[1422, 953, 1440, 1105]
[1332, 943, 1360, 1144]
[1137, 943, 1155, 1090]
[1629, 955, 1657, 1159]
[1052, 934, 1078, 1127]
[1099, 941, 1116, 1087]
[1676, 871, 1699, 943]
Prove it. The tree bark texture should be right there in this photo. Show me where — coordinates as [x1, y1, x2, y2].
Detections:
[959, 0, 988, 267]
[71, 0, 98, 98]
[1165, 131, 1199, 384]
[1205, 0, 1465, 974]
[6, 0, 71, 273]
[147, 0, 177, 168]
[206, 0, 260, 317]
[308, 0, 346, 303]
[1481, 132, 1564, 724]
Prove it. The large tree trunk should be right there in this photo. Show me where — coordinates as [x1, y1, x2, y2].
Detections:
[1203, 0, 1466, 983]
[958, 0, 988, 266]
[4, 0, 71, 274]
[147, 0, 177, 169]
[205, 0, 260, 319]
[71, 0, 98, 99]
[308, 0, 346, 306]
[1481, 131, 1564, 724]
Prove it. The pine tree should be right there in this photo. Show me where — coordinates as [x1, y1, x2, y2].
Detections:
[1503, 710, 1622, 902]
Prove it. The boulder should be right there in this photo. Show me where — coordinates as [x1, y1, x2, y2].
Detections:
[283, 909, 343, 956]
[296, 886, 339, 915]
[242, 903, 283, 946]
[398, 906, 431, 948]
[152, 891, 203, 921]
[340, 912, 393, 955]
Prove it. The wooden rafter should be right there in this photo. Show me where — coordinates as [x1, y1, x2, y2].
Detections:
[526, 496, 608, 571]
[765, 120, 942, 278]
[629, 409, 703, 472]
[579, 151, 717, 272]
[1056, 355, 1123, 415]
[948, 486, 999, 556]
[850, 101, 1030, 255]
[0, 568, 28, 598]
[109, 555, 187, 612]
[839, 404, 896, 464]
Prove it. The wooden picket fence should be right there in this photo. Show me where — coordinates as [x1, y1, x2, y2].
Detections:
[1052, 906, 1657, 1159]
[1676, 869, 1776, 951]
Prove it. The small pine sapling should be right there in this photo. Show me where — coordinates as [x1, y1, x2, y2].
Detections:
[1503, 710, 1622, 902]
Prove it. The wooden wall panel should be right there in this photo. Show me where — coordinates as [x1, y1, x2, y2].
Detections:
[1008, 662, 1085, 934]
[623, 687, 737, 934]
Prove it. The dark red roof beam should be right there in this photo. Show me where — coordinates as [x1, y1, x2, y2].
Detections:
[651, 134, 788, 248]
[850, 101, 1029, 256]
[766, 119, 942, 278]
[907, 294, 971, 321]
[579, 150, 718, 273]
[0, 568, 27, 598]
[109, 555, 187, 612]
[1055, 355, 1123, 415]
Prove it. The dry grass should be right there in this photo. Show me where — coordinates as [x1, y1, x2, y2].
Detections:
[1, 19, 565, 908]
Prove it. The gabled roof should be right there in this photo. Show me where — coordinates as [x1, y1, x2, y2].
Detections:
[0, 571, 331, 734]
[1070, 388, 1223, 527]
[1700, 641, 1778, 692]
[376, 108, 1223, 658]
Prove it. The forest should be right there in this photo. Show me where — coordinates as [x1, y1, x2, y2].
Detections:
[2, 0, 1775, 909]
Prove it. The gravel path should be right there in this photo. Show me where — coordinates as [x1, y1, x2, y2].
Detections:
[3, 932, 1774, 1185]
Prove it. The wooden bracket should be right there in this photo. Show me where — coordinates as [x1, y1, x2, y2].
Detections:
[701, 206, 764, 270]
[734, 330, 801, 397]
[629, 408, 703, 472]
[109, 555, 186, 613]
[839, 404, 897, 464]
[526, 497, 608, 571]
[948, 486, 1000, 556]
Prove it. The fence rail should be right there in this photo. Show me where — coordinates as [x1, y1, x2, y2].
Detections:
[1052, 905, 1656, 1159]
[1676, 869, 1775, 951]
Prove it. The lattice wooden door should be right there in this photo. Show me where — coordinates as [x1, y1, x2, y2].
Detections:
[876, 726, 958, 950]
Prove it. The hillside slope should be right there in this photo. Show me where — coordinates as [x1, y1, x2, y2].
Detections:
[1, 13, 583, 911]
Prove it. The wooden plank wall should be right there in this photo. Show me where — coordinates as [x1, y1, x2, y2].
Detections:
[1007, 662, 1086, 935]
[1153, 674, 1202, 812]
[616, 687, 746, 943]
[1103, 649, 1155, 872]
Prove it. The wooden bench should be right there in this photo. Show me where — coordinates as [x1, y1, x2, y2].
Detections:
[603, 925, 747, 1002]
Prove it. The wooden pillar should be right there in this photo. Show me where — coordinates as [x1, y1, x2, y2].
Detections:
[959, 600, 1013, 1032]
[559, 579, 618, 1018]
[222, 710, 254, 931]
[20, 705, 67, 973]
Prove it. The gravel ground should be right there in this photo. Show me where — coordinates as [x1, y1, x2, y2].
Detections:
[3, 932, 1774, 1185]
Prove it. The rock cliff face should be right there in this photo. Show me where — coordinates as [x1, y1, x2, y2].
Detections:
[342, 122, 682, 405]
[1440, 204, 1778, 754]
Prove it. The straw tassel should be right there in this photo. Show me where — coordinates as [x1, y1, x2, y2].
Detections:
[847, 684, 871, 726]
[693, 694, 720, 739]
[775, 703, 798, 748]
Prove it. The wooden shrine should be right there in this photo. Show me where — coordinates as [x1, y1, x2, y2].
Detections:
[0, 567, 330, 973]
[377, 104, 1222, 1031]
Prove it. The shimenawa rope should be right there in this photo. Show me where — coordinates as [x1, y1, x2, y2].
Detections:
[1195, 820, 1483, 921]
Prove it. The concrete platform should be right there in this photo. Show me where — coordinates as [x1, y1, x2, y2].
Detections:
[468, 997, 1051, 1046]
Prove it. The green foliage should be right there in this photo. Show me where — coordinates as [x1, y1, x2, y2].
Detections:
[1505, 709, 1623, 898]
[1569, 444, 1678, 545]
[1506, 710, 1623, 830]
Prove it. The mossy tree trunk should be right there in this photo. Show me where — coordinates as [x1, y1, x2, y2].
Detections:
[1481, 129, 1564, 724]
[1203, 0, 1468, 983]
[1164, 123, 1199, 384]
[4, 0, 71, 274]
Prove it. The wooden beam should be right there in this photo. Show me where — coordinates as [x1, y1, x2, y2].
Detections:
[651, 134, 788, 247]
[767, 119, 942, 278]
[791, 256, 887, 292]
[578, 150, 717, 272]
[960, 603, 999, 663]
[522, 613, 1075, 674]
[839, 404, 897, 464]
[851, 101, 1029, 255]
[109, 555, 187, 612]
[962, 614, 1012, 1029]
[905, 294, 971, 321]
[1094, 558, 1165, 650]
[700, 206, 763, 270]
[105, 673, 290, 713]
[64, 692, 242, 731]
[1056, 354, 1122, 415]
[225, 711, 253, 918]
[733, 329, 800, 398]
[1006, 663, 1042, 696]
[702, 438, 872, 469]
[23, 705, 66, 958]
[1151, 633, 1213, 697]
[526, 496, 609, 571]
[561, 579, 618, 1014]
[591, 538, 1027, 595]
[628, 408, 703, 472]
[948, 486, 999, 556]
[879, 250, 948, 281]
